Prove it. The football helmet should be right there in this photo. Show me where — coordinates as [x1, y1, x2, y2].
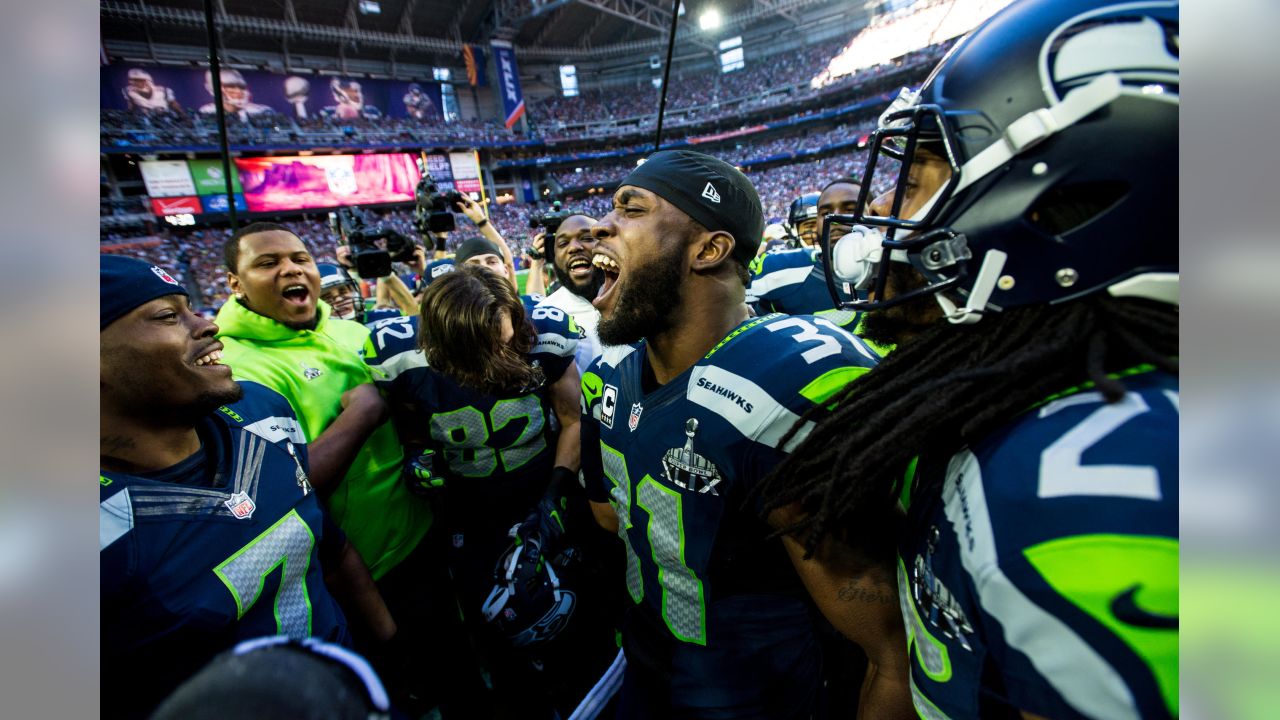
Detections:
[318, 263, 365, 322]
[204, 69, 249, 110]
[420, 258, 456, 290]
[821, 0, 1179, 323]
[480, 521, 577, 648]
[785, 192, 821, 247]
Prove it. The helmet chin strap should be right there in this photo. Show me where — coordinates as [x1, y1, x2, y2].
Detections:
[936, 249, 1008, 325]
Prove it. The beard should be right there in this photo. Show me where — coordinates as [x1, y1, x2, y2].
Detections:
[189, 384, 246, 420]
[598, 250, 684, 346]
[859, 263, 943, 347]
[552, 259, 604, 301]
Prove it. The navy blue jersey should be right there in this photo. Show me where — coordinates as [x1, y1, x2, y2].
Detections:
[899, 370, 1178, 720]
[580, 314, 880, 715]
[364, 302, 578, 525]
[364, 307, 401, 324]
[521, 292, 546, 315]
[746, 247, 852, 316]
[100, 381, 349, 718]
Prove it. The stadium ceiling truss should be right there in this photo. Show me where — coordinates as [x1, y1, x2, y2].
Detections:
[559, 0, 716, 52]
[100, 0, 835, 62]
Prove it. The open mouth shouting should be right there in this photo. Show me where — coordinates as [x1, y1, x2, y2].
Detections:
[281, 283, 311, 308]
[591, 252, 621, 315]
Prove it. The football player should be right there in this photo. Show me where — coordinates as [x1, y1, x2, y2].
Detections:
[324, 78, 383, 120]
[786, 192, 821, 247]
[122, 68, 181, 114]
[100, 256, 394, 718]
[760, 1, 1179, 718]
[365, 266, 617, 717]
[526, 213, 605, 369]
[580, 149, 907, 718]
[197, 68, 274, 121]
[746, 188, 858, 319]
[318, 262, 375, 324]
[403, 83, 437, 120]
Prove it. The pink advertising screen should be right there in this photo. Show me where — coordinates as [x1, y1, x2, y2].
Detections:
[233, 153, 422, 212]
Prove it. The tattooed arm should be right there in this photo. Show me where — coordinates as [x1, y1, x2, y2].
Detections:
[771, 503, 915, 720]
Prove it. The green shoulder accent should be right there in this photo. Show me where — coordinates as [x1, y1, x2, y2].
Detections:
[217, 406, 244, 423]
[816, 307, 859, 328]
[748, 253, 766, 277]
[1031, 364, 1158, 409]
[799, 366, 870, 407]
[1023, 533, 1178, 716]
[852, 314, 896, 357]
[899, 457, 919, 511]
[581, 371, 604, 408]
[100, 475, 113, 487]
[705, 314, 776, 359]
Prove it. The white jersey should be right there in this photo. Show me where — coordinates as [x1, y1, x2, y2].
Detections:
[546, 285, 602, 370]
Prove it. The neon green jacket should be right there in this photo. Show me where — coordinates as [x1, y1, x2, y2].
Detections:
[215, 298, 431, 580]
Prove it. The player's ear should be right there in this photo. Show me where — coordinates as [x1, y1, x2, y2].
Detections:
[227, 272, 242, 298]
[690, 230, 736, 274]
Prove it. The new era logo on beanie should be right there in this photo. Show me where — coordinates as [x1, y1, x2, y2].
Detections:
[620, 150, 763, 265]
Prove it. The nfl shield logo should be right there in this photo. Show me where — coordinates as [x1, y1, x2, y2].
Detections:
[628, 402, 643, 432]
[224, 491, 256, 520]
[150, 266, 180, 286]
[452, 533, 465, 549]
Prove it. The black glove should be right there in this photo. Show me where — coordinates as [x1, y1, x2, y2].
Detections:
[517, 466, 577, 547]
[403, 449, 445, 496]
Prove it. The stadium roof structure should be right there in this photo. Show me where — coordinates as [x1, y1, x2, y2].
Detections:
[101, 0, 852, 66]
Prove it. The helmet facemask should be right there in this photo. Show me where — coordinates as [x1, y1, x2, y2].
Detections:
[819, 101, 976, 317]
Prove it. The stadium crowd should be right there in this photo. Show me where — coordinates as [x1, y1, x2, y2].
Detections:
[99, 2, 1180, 719]
[550, 121, 878, 191]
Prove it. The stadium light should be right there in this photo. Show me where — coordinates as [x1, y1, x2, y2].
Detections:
[699, 8, 721, 30]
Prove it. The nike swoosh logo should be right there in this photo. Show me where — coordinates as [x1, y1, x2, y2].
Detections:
[1110, 585, 1177, 629]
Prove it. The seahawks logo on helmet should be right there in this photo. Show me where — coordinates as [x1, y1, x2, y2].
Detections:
[480, 525, 578, 647]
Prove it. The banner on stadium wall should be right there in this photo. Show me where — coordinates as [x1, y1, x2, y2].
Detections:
[188, 159, 244, 195]
[151, 196, 202, 216]
[462, 45, 487, 87]
[519, 169, 535, 203]
[422, 152, 457, 192]
[139, 160, 197, 198]
[490, 41, 525, 130]
[101, 65, 444, 123]
[200, 193, 248, 214]
[448, 151, 484, 196]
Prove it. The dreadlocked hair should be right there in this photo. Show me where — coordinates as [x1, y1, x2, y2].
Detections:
[757, 295, 1178, 557]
